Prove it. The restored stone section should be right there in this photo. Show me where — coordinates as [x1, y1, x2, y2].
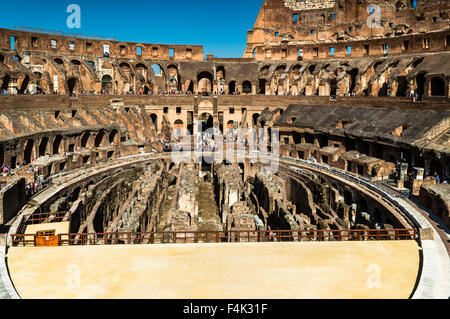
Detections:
[419, 184, 450, 228]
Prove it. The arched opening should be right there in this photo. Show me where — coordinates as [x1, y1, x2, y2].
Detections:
[330, 79, 337, 96]
[348, 68, 358, 94]
[109, 130, 118, 144]
[1, 75, 10, 91]
[150, 114, 158, 132]
[242, 81, 252, 94]
[304, 133, 315, 144]
[95, 130, 105, 147]
[18, 75, 30, 94]
[396, 76, 408, 97]
[39, 137, 49, 157]
[81, 132, 90, 148]
[67, 78, 77, 94]
[416, 72, 427, 97]
[167, 64, 180, 92]
[228, 81, 237, 94]
[430, 77, 445, 96]
[24, 139, 34, 164]
[152, 64, 162, 76]
[101, 75, 113, 94]
[358, 197, 368, 213]
[373, 207, 381, 222]
[227, 120, 234, 135]
[174, 119, 184, 138]
[378, 82, 388, 97]
[0, 54, 4, 63]
[54, 58, 64, 65]
[198, 113, 214, 132]
[344, 190, 353, 206]
[252, 113, 260, 127]
[71, 59, 81, 66]
[258, 79, 266, 95]
[197, 71, 213, 94]
[52, 135, 63, 154]
[187, 80, 194, 93]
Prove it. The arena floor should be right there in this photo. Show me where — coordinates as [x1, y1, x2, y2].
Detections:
[7, 241, 420, 299]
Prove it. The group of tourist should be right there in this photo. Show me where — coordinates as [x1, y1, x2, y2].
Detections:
[435, 174, 449, 184]
[1, 164, 13, 176]
[25, 177, 45, 197]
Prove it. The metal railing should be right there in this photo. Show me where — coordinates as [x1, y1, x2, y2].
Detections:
[11, 228, 417, 247]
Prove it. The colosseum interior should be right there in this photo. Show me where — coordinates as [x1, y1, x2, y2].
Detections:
[0, 0, 449, 300]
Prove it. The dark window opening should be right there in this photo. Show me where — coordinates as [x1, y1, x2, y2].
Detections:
[431, 77, 445, 96]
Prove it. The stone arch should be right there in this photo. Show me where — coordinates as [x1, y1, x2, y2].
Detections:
[330, 79, 337, 96]
[152, 64, 164, 77]
[81, 132, 90, 148]
[101, 75, 113, 93]
[109, 129, 119, 144]
[258, 79, 266, 94]
[348, 68, 359, 94]
[53, 135, 63, 154]
[39, 137, 49, 157]
[228, 80, 237, 94]
[198, 112, 214, 132]
[150, 114, 158, 132]
[24, 139, 35, 164]
[67, 78, 78, 94]
[167, 64, 180, 91]
[18, 75, 30, 94]
[242, 80, 252, 94]
[416, 72, 427, 97]
[252, 113, 260, 127]
[378, 82, 388, 97]
[1, 74, 10, 91]
[197, 71, 213, 94]
[95, 130, 106, 147]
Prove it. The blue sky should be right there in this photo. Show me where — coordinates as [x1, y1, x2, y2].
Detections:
[0, 0, 265, 58]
